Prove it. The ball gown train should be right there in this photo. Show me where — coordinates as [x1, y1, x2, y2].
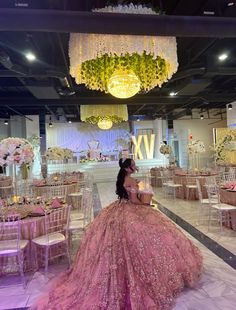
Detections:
[31, 199, 203, 310]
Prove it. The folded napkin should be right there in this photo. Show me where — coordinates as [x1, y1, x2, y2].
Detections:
[31, 206, 45, 215]
[51, 198, 61, 208]
[225, 181, 236, 190]
[33, 180, 46, 187]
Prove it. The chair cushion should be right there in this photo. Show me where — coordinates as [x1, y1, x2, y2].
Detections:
[0, 240, 28, 255]
[69, 220, 84, 231]
[32, 232, 65, 246]
[201, 198, 218, 204]
[68, 192, 82, 197]
[70, 212, 84, 221]
[168, 183, 182, 187]
[211, 203, 236, 211]
[186, 185, 197, 188]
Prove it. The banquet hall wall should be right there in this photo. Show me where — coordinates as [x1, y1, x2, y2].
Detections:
[0, 115, 227, 169]
[173, 118, 227, 167]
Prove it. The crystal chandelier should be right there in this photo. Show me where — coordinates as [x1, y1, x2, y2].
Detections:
[80, 105, 128, 130]
[107, 70, 141, 99]
[97, 119, 113, 130]
[69, 4, 178, 98]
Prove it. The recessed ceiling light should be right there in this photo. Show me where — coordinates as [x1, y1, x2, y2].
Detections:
[25, 52, 36, 62]
[203, 11, 215, 15]
[169, 92, 177, 96]
[218, 53, 228, 61]
[228, 104, 233, 110]
[4, 120, 8, 125]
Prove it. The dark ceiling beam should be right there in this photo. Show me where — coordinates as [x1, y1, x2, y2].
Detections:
[0, 94, 232, 106]
[0, 97, 185, 106]
[1, 9, 236, 37]
[5, 105, 33, 121]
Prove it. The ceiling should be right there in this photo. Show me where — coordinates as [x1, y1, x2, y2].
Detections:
[0, 0, 236, 123]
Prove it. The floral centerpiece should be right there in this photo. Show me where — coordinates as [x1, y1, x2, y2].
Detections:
[46, 147, 73, 160]
[187, 140, 205, 155]
[63, 148, 73, 160]
[159, 144, 172, 155]
[28, 134, 40, 148]
[0, 137, 34, 166]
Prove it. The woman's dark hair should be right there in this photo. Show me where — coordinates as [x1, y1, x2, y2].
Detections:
[116, 158, 132, 199]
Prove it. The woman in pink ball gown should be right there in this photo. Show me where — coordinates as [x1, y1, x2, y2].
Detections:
[31, 158, 202, 310]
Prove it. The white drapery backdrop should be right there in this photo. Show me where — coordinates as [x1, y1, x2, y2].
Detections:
[46, 122, 130, 153]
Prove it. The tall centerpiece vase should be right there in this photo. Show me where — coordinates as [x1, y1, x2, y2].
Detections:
[12, 163, 18, 197]
[165, 154, 169, 167]
[20, 163, 29, 196]
[41, 156, 48, 179]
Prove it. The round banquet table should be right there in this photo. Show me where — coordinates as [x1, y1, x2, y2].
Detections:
[173, 174, 217, 200]
[220, 188, 236, 230]
[0, 206, 67, 275]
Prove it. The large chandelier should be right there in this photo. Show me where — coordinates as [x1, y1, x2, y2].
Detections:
[80, 105, 128, 130]
[97, 119, 113, 130]
[69, 4, 178, 99]
[108, 70, 141, 99]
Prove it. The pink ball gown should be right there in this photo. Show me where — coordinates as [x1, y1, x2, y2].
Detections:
[31, 199, 203, 310]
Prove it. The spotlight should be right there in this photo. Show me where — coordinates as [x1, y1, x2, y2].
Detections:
[169, 91, 177, 96]
[227, 2, 234, 7]
[4, 120, 8, 125]
[137, 117, 140, 122]
[49, 116, 53, 128]
[25, 52, 36, 62]
[200, 114, 204, 120]
[218, 53, 228, 61]
[68, 119, 72, 124]
[228, 104, 233, 110]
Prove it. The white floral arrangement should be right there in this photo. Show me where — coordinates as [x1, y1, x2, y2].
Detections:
[0, 137, 34, 166]
[187, 140, 205, 155]
[160, 144, 172, 155]
[212, 130, 236, 163]
[28, 134, 40, 148]
[93, 3, 158, 15]
[80, 158, 97, 163]
[63, 148, 73, 159]
[46, 147, 73, 160]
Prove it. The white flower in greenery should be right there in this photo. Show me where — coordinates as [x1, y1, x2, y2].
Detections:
[160, 144, 172, 155]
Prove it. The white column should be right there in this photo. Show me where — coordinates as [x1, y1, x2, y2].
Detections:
[227, 101, 236, 128]
[10, 115, 26, 138]
[153, 119, 163, 160]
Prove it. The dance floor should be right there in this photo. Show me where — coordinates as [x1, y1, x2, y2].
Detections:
[1, 179, 236, 309]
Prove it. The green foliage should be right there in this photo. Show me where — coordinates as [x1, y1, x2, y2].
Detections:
[80, 52, 169, 93]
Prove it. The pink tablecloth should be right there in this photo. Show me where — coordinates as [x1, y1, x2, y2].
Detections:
[173, 175, 209, 200]
[220, 189, 236, 230]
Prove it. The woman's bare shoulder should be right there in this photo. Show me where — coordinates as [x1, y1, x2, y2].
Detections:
[124, 176, 137, 187]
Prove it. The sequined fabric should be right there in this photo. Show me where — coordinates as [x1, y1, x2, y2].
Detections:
[31, 200, 203, 310]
